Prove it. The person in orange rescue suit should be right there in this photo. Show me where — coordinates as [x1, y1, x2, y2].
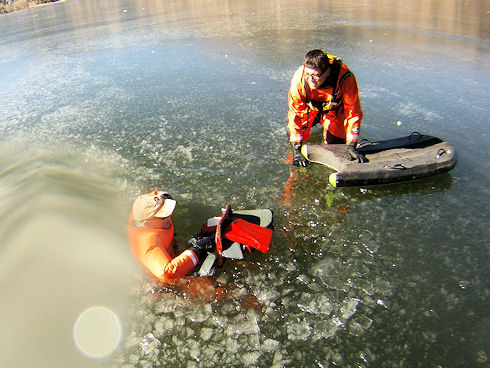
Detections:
[287, 49, 367, 166]
[128, 190, 215, 283]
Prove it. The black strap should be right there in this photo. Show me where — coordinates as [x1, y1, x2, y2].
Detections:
[333, 71, 351, 100]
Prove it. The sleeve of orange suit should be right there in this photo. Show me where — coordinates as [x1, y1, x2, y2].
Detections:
[143, 234, 199, 280]
[287, 66, 308, 144]
[340, 71, 363, 144]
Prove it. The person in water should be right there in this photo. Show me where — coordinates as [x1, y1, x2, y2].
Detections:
[127, 190, 265, 306]
[128, 190, 215, 282]
[287, 49, 366, 166]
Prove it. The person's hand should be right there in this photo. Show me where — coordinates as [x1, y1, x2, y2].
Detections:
[292, 144, 310, 167]
[346, 143, 368, 163]
[189, 237, 216, 259]
[196, 237, 216, 252]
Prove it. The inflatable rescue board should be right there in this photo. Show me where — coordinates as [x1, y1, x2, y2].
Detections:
[301, 132, 457, 187]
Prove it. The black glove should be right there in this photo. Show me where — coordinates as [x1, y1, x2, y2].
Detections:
[189, 237, 216, 259]
[292, 143, 310, 167]
[345, 143, 368, 163]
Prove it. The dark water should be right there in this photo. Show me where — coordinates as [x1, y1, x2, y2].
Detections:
[0, 0, 488, 367]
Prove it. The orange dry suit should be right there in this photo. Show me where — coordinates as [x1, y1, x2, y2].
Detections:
[127, 212, 199, 282]
[287, 56, 363, 145]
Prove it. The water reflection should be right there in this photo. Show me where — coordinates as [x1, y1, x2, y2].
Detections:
[0, 138, 136, 367]
[1, 0, 487, 48]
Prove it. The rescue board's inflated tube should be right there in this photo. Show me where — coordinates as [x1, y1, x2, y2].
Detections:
[301, 132, 457, 187]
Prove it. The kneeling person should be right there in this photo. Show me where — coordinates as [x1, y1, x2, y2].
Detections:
[287, 49, 365, 166]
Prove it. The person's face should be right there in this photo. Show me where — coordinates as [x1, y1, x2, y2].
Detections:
[141, 215, 172, 229]
[304, 66, 329, 89]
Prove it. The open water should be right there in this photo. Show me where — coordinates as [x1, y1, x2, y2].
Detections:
[0, 0, 488, 367]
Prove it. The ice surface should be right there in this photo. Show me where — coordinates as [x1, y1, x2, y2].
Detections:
[340, 298, 360, 320]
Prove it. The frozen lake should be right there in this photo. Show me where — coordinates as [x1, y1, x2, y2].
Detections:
[0, 0, 488, 367]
